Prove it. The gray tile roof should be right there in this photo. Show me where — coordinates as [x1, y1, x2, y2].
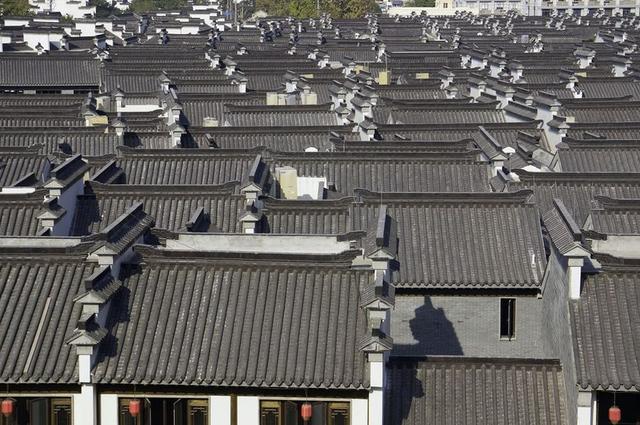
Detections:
[385, 358, 568, 425]
[191, 127, 339, 151]
[542, 203, 583, 255]
[506, 171, 640, 226]
[352, 191, 547, 289]
[0, 149, 49, 187]
[94, 247, 371, 388]
[557, 140, 640, 173]
[571, 257, 640, 391]
[381, 104, 507, 125]
[262, 197, 353, 234]
[0, 189, 47, 236]
[566, 124, 640, 140]
[224, 105, 342, 127]
[180, 94, 265, 127]
[115, 148, 259, 185]
[0, 55, 100, 88]
[271, 152, 491, 194]
[73, 182, 244, 234]
[561, 101, 640, 124]
[0, 251, 98, 384]
[0, 132, 119, 157]
[586, 196, 640, 236]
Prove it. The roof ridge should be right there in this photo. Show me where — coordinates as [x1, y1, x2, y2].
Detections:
[355, 189, 535, 205]
[133, 244, 365, 268]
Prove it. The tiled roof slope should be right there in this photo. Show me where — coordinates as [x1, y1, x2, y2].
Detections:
[352, 191, 547, 289]
[73, 182, 244, 234]
[506, 171, 640, 226]
[586, 197, 640, 235]
[262, 197, 353, 235]
[386, 358, 568, 425]
[0, 56, 100, 88]
[94, 248, 371, 388]
[557, 141, 640, 173]
[571, 257, 640, 391]
[271, 152, 491, 194]
[0, 189, 47, 236]
[0, 149, 49, 187]
[0, 132, 119, 157]
[224, 107, 341, 127]
[115, 148, 259, 185]
[0, 251, 98, 384]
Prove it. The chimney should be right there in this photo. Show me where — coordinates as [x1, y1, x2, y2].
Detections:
[274, 166, 298, 199]
[343, 59, 356, 77]
[438, 67, 454, 89]
[238, 77, 247, 94]
[223, 57, 237, 76]
[574, 46, 595, 69]
[351, 93, 373, 124]
[611, 55, 631, 77]
[508, 60, 524, 82]
[37, 196, 67, 234]
[445, 86, 459, 100]
[300, 83, 318, 105]
[112, 116, 126, 140]
[284, 71, 299, 94]
[376, 43, 386, 62]
[159, 73, 171, 94]
[358, 119, 377, 141]
[335, 106, 350, 125]
[468, 74, 486, 100]
[308, 48, 319, 60]
[169, 123, 186, 147]
[112, 87, 125, 111]
[318, 53, 330, 68]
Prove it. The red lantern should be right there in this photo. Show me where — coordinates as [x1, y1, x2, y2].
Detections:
[301, 402, 313, 422]
[1, 398, 14, 417]
[609, 405, 621, 425]
[129, 399, 141, 417]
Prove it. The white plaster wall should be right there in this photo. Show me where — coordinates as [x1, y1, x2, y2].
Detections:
[73, 385, 97, 425]
[3, 18, 30, 26]
[182, 26, 200, 34]
[591, 235, 640, 259]
[23, 32, 50, 50]
[1, 187, 36, 194]
[236, 396, 259, 425]
[117, 104, 162, 113]
[210, 396, 231, 425]
[76, 21, 97, 36]
[367, 389, 383, 425]
[297, 176, 326, 200]
[51, 178, 83, 237]
[100, 394, 119, 425]
[576, 397, 596, 425]
[350, 399, 368, 425]
[78, 354, 92, 383]
[167, 234, 351, 255]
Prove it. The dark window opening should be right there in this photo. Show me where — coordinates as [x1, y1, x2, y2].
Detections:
[118, 398, 208, 425]
[597, 391, 640, 424]
[260, 401, 350, 425]
[500, 298, 516, 340]
[0, 397, 71, 425]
